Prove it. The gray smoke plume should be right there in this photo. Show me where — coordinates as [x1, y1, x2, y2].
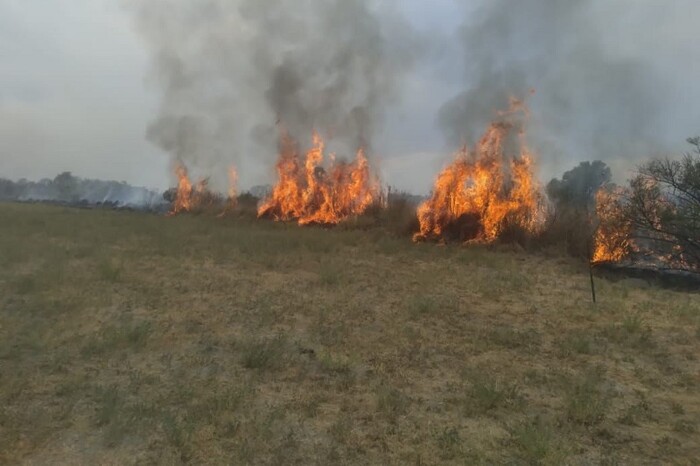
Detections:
[128, 0, 417, 190]
[438, 0, 679, 179]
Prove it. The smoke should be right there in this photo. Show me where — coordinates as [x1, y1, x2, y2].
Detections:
[438, 0, 676, 178]
[128, 0, 417, 190]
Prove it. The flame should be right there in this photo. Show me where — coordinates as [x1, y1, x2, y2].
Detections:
[169, 163, 193, 215]
[258, 131, 380, 225]
[414, 106, 544, 243]
[592, 186, 634, 262]
[168, 162, 236, 216]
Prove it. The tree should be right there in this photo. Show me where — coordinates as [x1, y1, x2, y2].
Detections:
[626, 138, 700, 271]
[547, 161, 611, 209]
[53, 171, 79, 202]
[543, 161, 612, 258]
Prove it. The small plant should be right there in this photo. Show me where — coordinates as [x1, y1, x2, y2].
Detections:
[94, 385, 131, 447]
[240, 337, 285, 370]
[565, 368, 610, 426]
[618, 399, 652, 426]
[375, 385, 410, 421]
[435, 426, 462, 459]
[317, 351, 352, 375]
[510, 418, 566, 465]
[673, 420, 696, 434]
[13, 275, 36, 295]
[81, 320, 152, 357]
[465, 377, 521, 415]
[671, 402, 685, 415]
[98, 257, 122, 282]
[487, 326, 542, 352]
[558, 332, 594, 356]
[317, 262, 342, 286]
[602, 314, 653, 349]
[406, 293, 458, 319]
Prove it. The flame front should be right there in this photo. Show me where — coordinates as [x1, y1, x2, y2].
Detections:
[414, 118, 544, 243]
[258, 132, 380, 225]
[592, 186, 635, 263]
[169, 162, 238, 216]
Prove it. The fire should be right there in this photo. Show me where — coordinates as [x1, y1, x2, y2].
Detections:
[592, 186, 634, 263]
[258, 131, 380, 225]
[169, 163, 193, 215]
[414, 105, 544, 243]
[168, 162, 236, 216]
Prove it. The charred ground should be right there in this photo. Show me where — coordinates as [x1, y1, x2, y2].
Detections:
[1, 202, 699, 464]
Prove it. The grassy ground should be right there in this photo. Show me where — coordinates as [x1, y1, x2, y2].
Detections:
[1, 202, 699, 465]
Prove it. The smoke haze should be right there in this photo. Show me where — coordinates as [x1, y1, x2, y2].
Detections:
[439, 0, 700, 181]
[129, 0, 418, 191]
[1, 0, 698, 195]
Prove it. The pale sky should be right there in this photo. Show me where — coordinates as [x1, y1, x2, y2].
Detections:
[1, 0, 698, 194]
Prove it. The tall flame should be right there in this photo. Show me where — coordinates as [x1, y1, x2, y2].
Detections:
[169, 162, 237, 216]
[258, 131, 380, 225]
[414, 108, 544, 243]
[169, 163, 193, 215]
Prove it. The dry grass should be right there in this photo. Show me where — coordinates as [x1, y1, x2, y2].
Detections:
[1, 202, 699, 464]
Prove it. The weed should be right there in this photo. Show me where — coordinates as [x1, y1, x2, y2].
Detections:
[673, 420, 696, 434]
[558, 332, 594, 356]
[486, 326, 541, 352]
[464, 377, 521, 415]
[81, 320, 152, 357]
[376, 385, 410, 421]
[161, 412, 193, 460]
[601, 313, 653, 349]
[317, 350, 352, 375]
[13, 276, 36, 295]
[318, 262, 342, 286]
[618, 399, 653, 426]
[565, 368, 610, 426]
[98, 258, 122, 282]
[240, 337, 285, 370]
[671, 402, 685, 415]
[407, 293, 458, 319]
[435, 426, 462, 459]
[510, 419, 566, 465]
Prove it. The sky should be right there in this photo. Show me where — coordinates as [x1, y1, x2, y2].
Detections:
[1, 0, 698, 194]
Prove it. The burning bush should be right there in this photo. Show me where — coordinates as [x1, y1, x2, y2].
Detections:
[414, 102, 545, 244]
[590, 137, 700, 273]
[592, 186, 635, 263]
[166, 163, 235, 216]
[257, 132, 381, 225]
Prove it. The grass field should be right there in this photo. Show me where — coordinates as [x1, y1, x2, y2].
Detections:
[1, 202, 699, 465]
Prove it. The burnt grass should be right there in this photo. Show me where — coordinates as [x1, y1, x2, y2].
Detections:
[1, 202, 699, 464]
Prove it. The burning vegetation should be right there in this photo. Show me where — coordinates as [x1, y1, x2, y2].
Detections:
[167, 163, 238, 216]
[592, 186, 635, 263]
[414, 103, 545, 243]
[257, 132, 381, 225]
[157, 111, 698, 277]
[591, 141, 700, 273]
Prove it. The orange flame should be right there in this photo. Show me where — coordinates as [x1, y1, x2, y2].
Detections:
[414, 106, 544, 243]
[258, 131, 380, 225]
[169, 163, 193, 215]
[169, 162, 236, 216]
[592, 186, 634, 263]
